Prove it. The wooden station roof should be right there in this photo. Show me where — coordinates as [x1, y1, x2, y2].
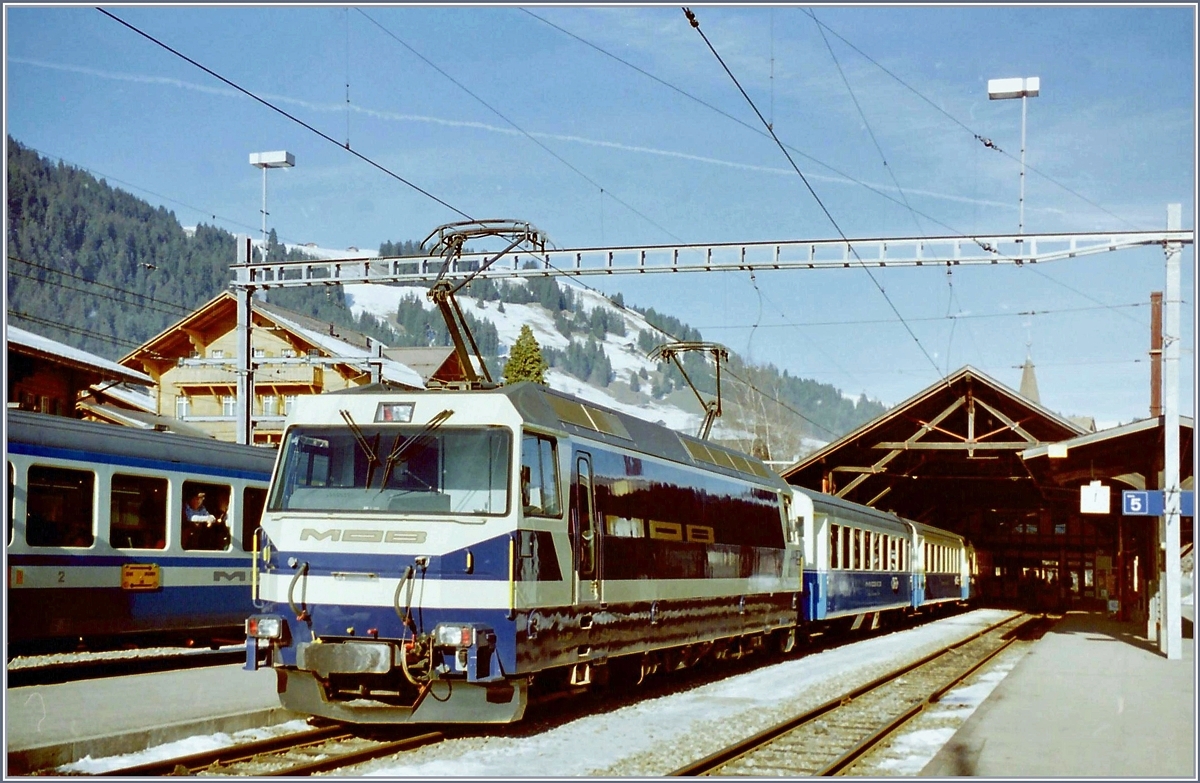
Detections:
[782, 366, 1087, 527]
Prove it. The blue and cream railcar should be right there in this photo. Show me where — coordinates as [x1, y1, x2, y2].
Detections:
[6, 411, 276, 650]
[244, 383, 803, 724]
[792, 487, 914, 625]
[912, 521, 973, 605]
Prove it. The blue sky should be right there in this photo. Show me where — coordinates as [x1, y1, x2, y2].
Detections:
[5, 4, 1196, 428]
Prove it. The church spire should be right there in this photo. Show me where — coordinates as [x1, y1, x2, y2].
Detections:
[1019, 340, 1041, 404]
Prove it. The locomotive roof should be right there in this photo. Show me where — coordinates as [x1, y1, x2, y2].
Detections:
[501, 383, 791, 492]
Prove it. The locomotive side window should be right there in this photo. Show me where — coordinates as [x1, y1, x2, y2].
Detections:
[111, 474, 167, 550]
[241, 487, 268, 552]
[521, 433, 561, 517]
[7, 463, 13, 545]
[576, 456, 596, 579]
[26, 465, 94, 547]
[182, 480, 232, 551]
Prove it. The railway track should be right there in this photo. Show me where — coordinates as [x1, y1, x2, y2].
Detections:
[7, 648, 255, 688]
[670, 612, 1051, 777]
[97, 724, 444, 776]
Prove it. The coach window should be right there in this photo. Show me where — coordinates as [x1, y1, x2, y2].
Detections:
[830, 524, 840, 569]
[241, 487, 268, 552]
[521, 433, 561, 517]
[27, 465, 95, 547]
[182, 481, 232, 551]
[111, 474, 168, 550]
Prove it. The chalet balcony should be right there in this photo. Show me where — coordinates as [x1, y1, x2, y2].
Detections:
[173, 364, 323, 389]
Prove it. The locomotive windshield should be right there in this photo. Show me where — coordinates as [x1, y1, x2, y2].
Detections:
[269, 425, 511, 516]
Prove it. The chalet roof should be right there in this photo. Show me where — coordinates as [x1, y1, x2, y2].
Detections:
[782, 365, 1087, 523]
[8, 326, 153, 386]
[380, 346, 465, 383]
[120, 292, 423, 389]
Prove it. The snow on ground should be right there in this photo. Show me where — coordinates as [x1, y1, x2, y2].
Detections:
[352, 609, 1018, 778]
[56, 720, 311, 775]
[49, 610, 1020, 777]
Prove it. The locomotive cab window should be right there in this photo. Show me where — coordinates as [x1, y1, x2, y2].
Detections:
[271, 425, 511, 516]
[521, 433, 561, 518]
[111, 474, 167, 550]
[27, 465, 94, 548]
[182, 481, 232, 551]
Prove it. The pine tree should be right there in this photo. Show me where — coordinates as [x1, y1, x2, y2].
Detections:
[504, 325, 548, 385]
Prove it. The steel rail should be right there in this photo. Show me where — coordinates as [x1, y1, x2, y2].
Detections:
[668, 612, 1032, 776]
[98, 725, 349, 776]
[815, 622, 1027, 776]
[263, 731, 444, 776]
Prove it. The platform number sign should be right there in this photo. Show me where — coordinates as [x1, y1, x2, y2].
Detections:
[1122, 490, 1195, 517]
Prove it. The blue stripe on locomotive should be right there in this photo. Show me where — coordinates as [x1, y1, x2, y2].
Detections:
[802, 569, 913, 621]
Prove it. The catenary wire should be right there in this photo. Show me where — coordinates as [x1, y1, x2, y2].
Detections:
[96, 7, 475, 222]
[796, 7, 1147, 233]
[682, 7, 950, 390]
[519, 7, 993, 252]
[8, 256, 194, 316]
[356, 9, 686, 245]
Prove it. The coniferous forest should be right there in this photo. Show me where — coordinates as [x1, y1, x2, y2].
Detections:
[6, 135, 886, 439]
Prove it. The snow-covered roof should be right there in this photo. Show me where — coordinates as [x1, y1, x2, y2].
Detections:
[260, 308, 424, 390]
[7, 326, 153, 385]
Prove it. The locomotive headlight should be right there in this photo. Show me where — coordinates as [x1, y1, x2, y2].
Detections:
[246, 615, 284, 639]
[434, 624, 475, 648]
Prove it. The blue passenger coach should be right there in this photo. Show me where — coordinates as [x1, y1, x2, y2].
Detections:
[6, 410, 276, 650]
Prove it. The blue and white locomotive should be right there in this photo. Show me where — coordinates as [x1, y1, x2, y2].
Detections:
[244, 383, 974, 724]
[6, 410, 276, 651]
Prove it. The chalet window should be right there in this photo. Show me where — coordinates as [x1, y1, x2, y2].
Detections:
[261, 395, 277, 417]
[222, 395, 236, 417]
[284, 395, 298, 415]
[176, 395, 190, 419]
[281, 349, 297, 359]
[210, 349, 225, 359]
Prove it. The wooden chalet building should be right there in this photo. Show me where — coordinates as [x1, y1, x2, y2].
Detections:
[118, 292, 424, 445]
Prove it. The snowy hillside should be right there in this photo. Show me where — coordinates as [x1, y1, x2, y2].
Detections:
[344, 282, 707, 435]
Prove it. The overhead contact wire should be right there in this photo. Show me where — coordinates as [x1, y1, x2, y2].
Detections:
[96, 7, 474, 222]
[682, 7, 949, 389]
[356, 9, 685, 244]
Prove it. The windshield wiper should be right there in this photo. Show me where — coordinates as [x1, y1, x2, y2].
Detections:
[339, 409, 382, 488]
[380, 409, 454, 489]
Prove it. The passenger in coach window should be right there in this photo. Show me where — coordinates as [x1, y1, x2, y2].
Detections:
[183, 491, 229, 549]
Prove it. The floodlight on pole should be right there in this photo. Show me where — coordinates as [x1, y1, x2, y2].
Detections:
[987, 77, 1039, 236]
[249, 151, 295, 262]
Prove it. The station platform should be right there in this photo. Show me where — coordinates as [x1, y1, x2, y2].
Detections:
[922, 611, 1196, 777]
[5, 663, 297, 775]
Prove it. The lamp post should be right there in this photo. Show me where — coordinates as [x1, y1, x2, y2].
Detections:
[249, 150, 295, 262]
[987, 77, 1039, 236]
